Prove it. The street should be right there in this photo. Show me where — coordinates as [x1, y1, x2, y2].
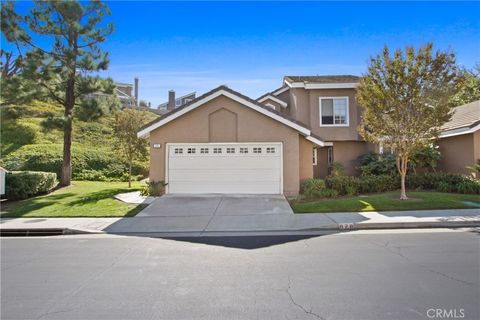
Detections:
[1, 229, 479, 320]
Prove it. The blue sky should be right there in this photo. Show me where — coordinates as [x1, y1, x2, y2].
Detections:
[3, 1, 480, 106]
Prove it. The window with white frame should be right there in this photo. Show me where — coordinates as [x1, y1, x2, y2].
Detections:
[320, 97, 348, 126]
[174, 148, 183, 154]
[266, 147, 275, 154]
[175, 99, 182, 107]
[313, 148, 318, 165]
[187, 148, 196, 154]
[327, 147, 333, 165]
[253, 147, 262, 154]
[200, 147, 209, 154]
[213, 147, 222, 154]
[240, 147, 248, 154]
[226, 147, 235, 154]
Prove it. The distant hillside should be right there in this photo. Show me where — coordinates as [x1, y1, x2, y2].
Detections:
[1, 101, 158, 181]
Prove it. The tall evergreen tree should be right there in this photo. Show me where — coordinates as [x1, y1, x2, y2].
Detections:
[1, 1, 115, 186]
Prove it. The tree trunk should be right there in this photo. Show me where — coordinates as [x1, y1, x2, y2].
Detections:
[60, 117, 72, 186]
[128, 161, 132, 188]
[60, 33, 78, 187]
[396, 154, 409, 200]
[400, 172, 407, 200]
[60, 78, 75, 186]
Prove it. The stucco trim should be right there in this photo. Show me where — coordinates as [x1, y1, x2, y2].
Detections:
[284, 80, 359, 89]
[138, 88, 311, 137]
[258, 94, 288, 107]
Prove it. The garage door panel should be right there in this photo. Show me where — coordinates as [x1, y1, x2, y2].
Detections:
[169, 169, 280, 182]
[167, 143, 282, 194]
[168, 181, 280, 194]
[169, 157, 280, 169]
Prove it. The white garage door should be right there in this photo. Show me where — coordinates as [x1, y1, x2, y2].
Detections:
[166, 143, 282, 194]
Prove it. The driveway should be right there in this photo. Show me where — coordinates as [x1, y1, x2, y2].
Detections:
[136, 194, 294, 217]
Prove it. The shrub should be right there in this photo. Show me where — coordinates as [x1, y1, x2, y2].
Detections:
[325, 176, 360, 196]
[457, 180, 480, 194]
[358, 152, 398, 176]
[5, 171, 57, 200]
[0, 144, 149, 180]
[301, 178, 326, 198]
[141, 180, 167, 196]
[358, 175, 399, 194]
[330, 161, 345, 176]
[406, 172, 465, 190]
[319, 188, 339, 198]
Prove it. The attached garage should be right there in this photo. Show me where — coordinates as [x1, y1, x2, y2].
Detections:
[167, 143, 282, 194]
[138, 86, 326, 196]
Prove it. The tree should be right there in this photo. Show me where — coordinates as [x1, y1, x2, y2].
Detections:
[0, 1, 115, 186]
[113, 109, 149, 188]
[357, 44, 459, 200]
[450, 64, 480, 106]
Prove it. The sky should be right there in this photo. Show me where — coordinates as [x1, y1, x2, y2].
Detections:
[2, 1, 480, 107]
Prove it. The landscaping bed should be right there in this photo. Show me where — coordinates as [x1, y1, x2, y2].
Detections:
[1, 181, 147, 218]
[291, 191, 480, 213]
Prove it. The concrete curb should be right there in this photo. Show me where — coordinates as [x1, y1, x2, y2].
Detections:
[2, 220, 479, 237]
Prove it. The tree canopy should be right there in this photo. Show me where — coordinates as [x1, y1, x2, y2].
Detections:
[357, 43, 460, 199]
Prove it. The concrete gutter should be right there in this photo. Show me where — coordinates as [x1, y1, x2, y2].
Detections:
[1, 209, 479, 237]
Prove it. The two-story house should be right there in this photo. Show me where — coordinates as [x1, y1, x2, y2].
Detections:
[257, 75, 377, 178]
[138, 75, 372, 196]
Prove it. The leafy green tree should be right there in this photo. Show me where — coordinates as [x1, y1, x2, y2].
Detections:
[450, 64, 480, 106]
[113, 109, 149, 188]
[357, 44, 459, 200]
[0, 1, 115, 186]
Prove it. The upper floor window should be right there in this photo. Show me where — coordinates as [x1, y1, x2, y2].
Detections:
[320, 97, 349, 126]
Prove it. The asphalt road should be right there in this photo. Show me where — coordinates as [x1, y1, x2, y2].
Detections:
[1, 229, 479, 320]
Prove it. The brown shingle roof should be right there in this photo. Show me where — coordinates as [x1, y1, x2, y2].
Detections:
[441, 100, 480, 132]
[284, 75, 360, 83]
[138, 85, 324, 141]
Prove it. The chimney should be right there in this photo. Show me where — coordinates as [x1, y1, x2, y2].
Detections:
[168, 90, 175, 110]
[134, 77, 139, 106]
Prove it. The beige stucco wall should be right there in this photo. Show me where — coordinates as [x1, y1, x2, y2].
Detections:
[437, 133, 477, 176]
[299, 136, 313, 182]
[148, 95, 313, 195]
[288, 88, 361, 141]
[333, 141, 368, 176]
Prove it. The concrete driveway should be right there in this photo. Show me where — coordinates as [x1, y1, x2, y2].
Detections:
[137, 194, 294, 217]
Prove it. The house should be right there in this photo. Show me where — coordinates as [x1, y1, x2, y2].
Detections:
[138, 75, 373, 196]
[157, 90, 196, 114]
[437, 100, 480, 177]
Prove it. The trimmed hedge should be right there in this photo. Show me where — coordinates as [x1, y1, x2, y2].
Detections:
[5, 171, 57, 200]
[300, 172, 479, 199]
[407, 172, 480, 194]
[0, 144, 148, 181]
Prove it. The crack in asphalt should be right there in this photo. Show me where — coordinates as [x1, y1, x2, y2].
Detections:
[286, 277, 326, 320]
[36, 245, 135, 320]
[371, 240, 477, 287]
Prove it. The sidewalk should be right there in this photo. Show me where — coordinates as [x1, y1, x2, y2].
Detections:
[1, 209, 479, 236]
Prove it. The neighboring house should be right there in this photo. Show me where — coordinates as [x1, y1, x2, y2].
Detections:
[437, 100, 480, 177]
[157, 91, 196, 115]
[91, 77, 151, 109]
[115, 81, 137, 108]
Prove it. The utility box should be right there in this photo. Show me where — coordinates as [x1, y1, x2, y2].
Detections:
[0, 167, 6, 195]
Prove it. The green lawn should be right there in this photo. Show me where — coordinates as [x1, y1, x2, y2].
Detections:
[1, 181, 147, 218]
[292, 191, 480, 213]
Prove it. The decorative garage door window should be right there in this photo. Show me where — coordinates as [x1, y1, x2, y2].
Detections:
[170, 145, 279, 156]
